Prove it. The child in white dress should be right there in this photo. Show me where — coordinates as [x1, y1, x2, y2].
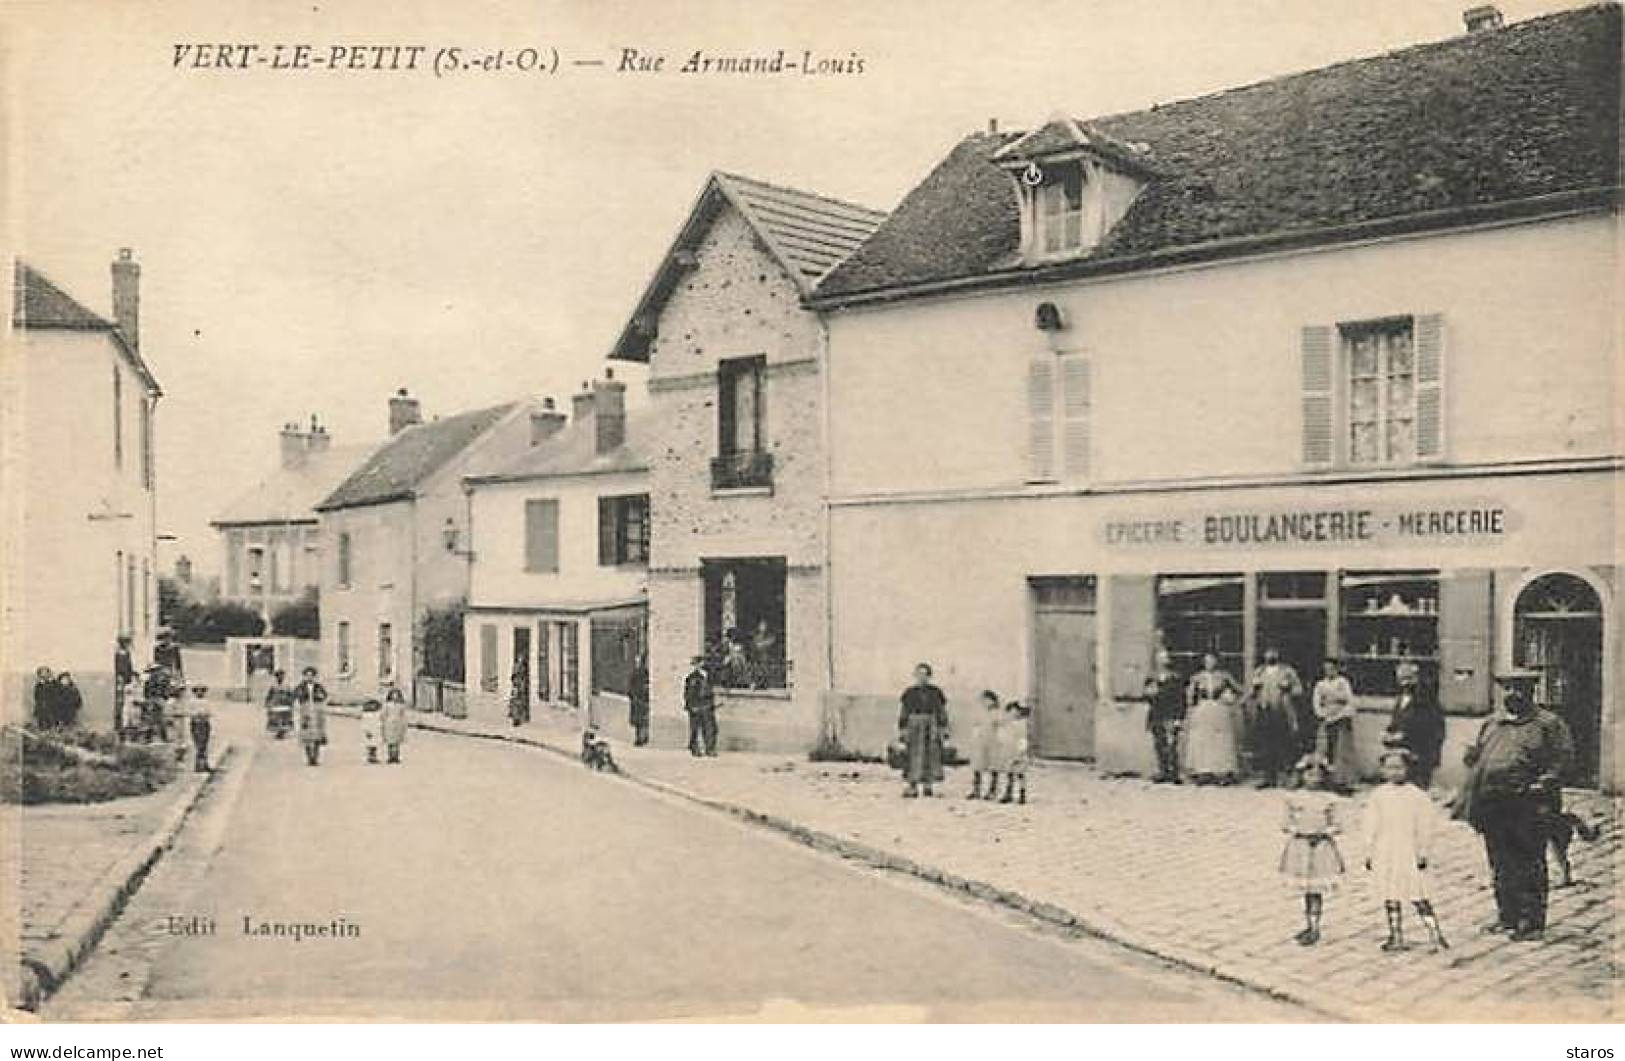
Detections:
[1363, 747, 1449, 952]
[966, 690, 1004, 800]
[1279, 753, 1346, 945]
[998, 701, 1031, 804]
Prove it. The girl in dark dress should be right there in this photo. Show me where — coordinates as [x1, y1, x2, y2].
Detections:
[898, 662, 949, 798]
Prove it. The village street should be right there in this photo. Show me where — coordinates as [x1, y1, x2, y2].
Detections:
[42, 699, 1299, 1022]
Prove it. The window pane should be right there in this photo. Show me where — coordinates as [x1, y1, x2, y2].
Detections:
[1388, 376, 1414, 409]
[1388, 332, 1414, 374]
[1387, 418, 1414, 461]
[1350, 338, 1379, 377]
[1350, 380, 1378, 419]
[1350, 422, 1379, 464]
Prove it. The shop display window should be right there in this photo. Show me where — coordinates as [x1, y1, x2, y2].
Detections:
[1157, 574, 1244, 680]
[1339, 570, 1440, 697]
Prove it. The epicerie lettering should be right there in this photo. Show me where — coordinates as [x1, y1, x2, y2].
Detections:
[1104, 519, 1186, 546]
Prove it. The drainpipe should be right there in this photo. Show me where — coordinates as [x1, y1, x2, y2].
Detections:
[817, 319, 838, 746]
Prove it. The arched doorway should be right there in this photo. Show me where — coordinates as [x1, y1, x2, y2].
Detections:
[1513, 573, 1604, 787]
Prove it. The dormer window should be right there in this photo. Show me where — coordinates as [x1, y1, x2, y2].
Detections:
[1037, 167, 1085, 255]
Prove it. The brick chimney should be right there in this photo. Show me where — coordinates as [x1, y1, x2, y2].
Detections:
[389, 388, 422, 435]
[571, 380, 594, 426]
[111, 248, 140, 352]
[279, 414, 333, 468]
[307, 413, 331, 456]
[530, 396, 566, 446]
[1463, 5, 1503, 32]
[593, 369, 626, 455]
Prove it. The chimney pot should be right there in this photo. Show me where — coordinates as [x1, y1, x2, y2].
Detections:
[530, 397, 568, 446]
[110, 248, 140, 352]
[1463, 5, 1503, 32]
[988, 118, 999, 134]
[389, 389, 422, 435]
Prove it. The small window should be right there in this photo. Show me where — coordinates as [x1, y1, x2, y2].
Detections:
[112, 365, 124, 470]
[337, 621, 353, 676]
[246, 544, 265, 590]
[718, 356, 766, 456]
[598, 494, 650, 566]
[1037, 167, 1084, 255]
[377, 623, 394, 683]
[337, 532, 353, 589]
[524, 499, 560, 573]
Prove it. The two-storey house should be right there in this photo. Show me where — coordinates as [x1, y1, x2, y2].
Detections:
[5, 251, 162, 730]
[609, 171, 885, 751]
[461, 377, 650, 730]
[315, 389, 540, 705]
[809, 5, 1622, 790]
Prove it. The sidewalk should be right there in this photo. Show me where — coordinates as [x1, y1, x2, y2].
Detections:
[9, 735, 231, 1010]
[414, 708, 1619, 1022]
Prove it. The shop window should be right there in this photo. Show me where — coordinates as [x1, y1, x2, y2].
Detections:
[598, 494, 650, 566]
[1157, 574, 1244, 679]
[702, 557, 788, 689]
[555, 620, 579, 705]
[591, 613, 645, 695]
[1339, 570, 1440, 697]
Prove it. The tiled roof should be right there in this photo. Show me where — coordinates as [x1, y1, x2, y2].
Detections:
[12, 260, 164, 394]
[816, 3, 1621, 303]
[611, 172, 886, 360]
[317, 403, 517, 511]
[212, 444, 378, 527]
[13, 262, 111, 329]
[466, 407, 650, 484]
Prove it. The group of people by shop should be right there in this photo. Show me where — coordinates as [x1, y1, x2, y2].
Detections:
[1140, 647, 1445, 791]
[264, 666, 408, 767]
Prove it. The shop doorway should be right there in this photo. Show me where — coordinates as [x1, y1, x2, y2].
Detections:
[1514, 573, 1604, 788]
[1257, 572, 1330, 694]
[512, 626, 532, 705]
[1030, 577, 1096, 760]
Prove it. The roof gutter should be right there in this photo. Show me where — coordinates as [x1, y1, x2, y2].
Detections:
[806, 186, 1620, 312]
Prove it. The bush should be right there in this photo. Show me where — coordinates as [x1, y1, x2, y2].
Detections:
[169, 599, 264, 644]
[0, 727, 178, 805]
[271, 588, 320, 639]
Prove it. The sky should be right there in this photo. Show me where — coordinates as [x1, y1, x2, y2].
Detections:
[7, 0, 1584, 575]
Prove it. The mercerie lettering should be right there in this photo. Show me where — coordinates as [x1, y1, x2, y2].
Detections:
[1203, 510, 1373, 546]
[1395, 507, 1505, 537]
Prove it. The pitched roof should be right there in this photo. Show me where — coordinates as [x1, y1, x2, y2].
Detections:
[211, 444, 378, 527]
[13, 260, 163, 393]
[317, 403, 517, 511]
[466, 407, 650, 485]
[611, 171, 887, 360]
[815, 3, 1622, 304]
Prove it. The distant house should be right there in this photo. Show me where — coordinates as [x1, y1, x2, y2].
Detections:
[461, 378, 649, 729]
[211, 415, 374, 621]
[609, 171, 885, 752]
[4, 251, 162, 730]
[314, 389, 541, 704]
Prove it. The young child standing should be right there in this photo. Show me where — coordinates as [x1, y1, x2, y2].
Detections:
[1279, 752, 1346, 945]
[360, 698, 384, 763]
[1363, 747, 1449, 952]
[998, 701, 1031, 804]
[966, 690, 1004, 799]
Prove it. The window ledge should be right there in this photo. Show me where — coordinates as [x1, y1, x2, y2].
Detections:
[710, 485, 773, 499]
[718, 687, 791, 702]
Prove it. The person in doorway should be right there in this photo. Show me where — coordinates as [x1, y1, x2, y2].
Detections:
[1278, 753, 1346, 946]
[1143, 650, 1186, 784]
[1186, 652, 1242, 784]
[628, 650, 651, 747]
[1312, 657, 1358, 792]
[381, 684, 408, 764]
[1386, 661, 1445, 788]
[1454, 669, 1573, 941]
[1363, 747, 1449, 953]
[54, 672, 82, 731]
[683, 654, 718, 757]
[31, 667, 58, 729]
[294, 665, 329, 767]
[966, 689, 1004, 799]
[897, 662, 949, 798]
[1249, 647, 1304, 788]
[998, 701, 1031, 804]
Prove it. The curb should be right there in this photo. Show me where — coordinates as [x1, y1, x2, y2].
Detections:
[406, 717, 1365, 1021]
[12, 741, 235, 1012]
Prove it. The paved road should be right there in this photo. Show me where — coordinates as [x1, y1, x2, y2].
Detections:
[48, 702, 1300, 1021]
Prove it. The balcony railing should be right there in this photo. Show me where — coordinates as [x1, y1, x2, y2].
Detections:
[710, 449, 774, 491]
[712, 656, 792, 692]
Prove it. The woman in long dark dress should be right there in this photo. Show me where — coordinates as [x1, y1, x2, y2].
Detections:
[898, 662, 949, 798]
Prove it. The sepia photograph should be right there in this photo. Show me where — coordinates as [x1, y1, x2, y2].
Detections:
[0, 0, 1619, 1035]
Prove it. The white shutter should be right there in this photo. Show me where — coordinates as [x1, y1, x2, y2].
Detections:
[1060, 354, 1091, 481]
[1300, 325, 1335, 467]
[1415, 313, 1445, 461]
[1027, 357, 1056, 482]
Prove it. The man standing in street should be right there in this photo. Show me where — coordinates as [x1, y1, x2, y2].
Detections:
[294, 665, 330, 766]
[154, 627, 184, 684]
[1455, 669, 1573, 941]
[1142, 649, 1185, 783]
[114, 635, 136, 732]
[1248, 647, 1303, 788]
[628, 649, 651, 747]
[1386, 661, 1446, 788]
[683, 654, 717, 757]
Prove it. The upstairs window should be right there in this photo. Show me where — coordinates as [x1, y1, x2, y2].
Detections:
[1301, 314, 1444, 469]
[598, 494, 650, 566]
[1026, 351, 1092, 484]
[337, 531, 353, 588]
[1036, 167, 1084, 256]
[714, 356, 772, 490]
[524, 499, 560, 573]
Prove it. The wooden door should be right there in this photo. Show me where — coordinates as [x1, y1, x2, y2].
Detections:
[1033, 608, 1097, 760]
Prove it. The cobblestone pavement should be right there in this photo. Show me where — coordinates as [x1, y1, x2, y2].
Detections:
[426, 709, 1620, 1023]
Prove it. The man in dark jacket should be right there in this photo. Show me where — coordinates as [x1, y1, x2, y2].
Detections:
[154, 629, 184, 682]
[683, 654, 717, 757]
[628, 651, 651, 746]
[32, 667, 58, 728]
[114, 635, 136, 732]
[1386, 661, 1446, 787]
[1455, 669, 1574, 941]
[1142, 650, 1186, 783]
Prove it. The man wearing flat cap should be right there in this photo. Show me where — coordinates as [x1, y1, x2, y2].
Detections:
[1454, 668, 1573, 941]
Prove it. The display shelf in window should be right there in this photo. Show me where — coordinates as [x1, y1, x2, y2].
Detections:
[1339, 570, 1440, 697]
[1158, 573, 1245, 680]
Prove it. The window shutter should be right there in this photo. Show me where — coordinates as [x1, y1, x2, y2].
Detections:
[1300, 325, 1334, 466]
[598, 497, 616, 566]
[1026, 357, 1056, 482]
[525, 499, 558, 573]
[1439, 568, 1491, 715]
[1060, 355, 1091, 481]
[536, 624, 551, 701]
[1415, 312, 1445, 461]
